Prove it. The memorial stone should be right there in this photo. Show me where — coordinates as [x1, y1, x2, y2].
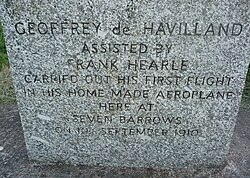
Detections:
[1, 0, 250, 168]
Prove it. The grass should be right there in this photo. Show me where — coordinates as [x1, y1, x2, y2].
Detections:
[0, 23, 250, 107]
[0, 66, 16, 103]
[242, 67, 250, 108]
[0, 23, 16, 103]
[0, 23, 8, 69]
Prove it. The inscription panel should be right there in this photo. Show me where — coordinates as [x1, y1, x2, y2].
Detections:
[1, 1, 250, 168]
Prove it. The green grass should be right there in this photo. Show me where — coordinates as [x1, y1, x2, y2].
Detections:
[0, 23, 250, 106]
[0, 23, 8, 70]
[0, 67, 16, 103]
[242, 66, 250, 108]
[0, 23, 16, 103]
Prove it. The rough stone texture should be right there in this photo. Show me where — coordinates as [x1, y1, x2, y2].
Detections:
[0, 1, 250, 168]
[0, 104, 249, 178]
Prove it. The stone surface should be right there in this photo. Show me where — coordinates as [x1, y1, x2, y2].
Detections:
[0, 104, 250, 178]
[0, 1, 250, 168]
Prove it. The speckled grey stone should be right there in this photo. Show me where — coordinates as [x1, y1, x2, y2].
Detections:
[0, 0, 250, 168]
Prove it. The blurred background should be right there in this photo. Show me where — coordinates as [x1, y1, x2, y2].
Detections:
[0, 23, 249, 108]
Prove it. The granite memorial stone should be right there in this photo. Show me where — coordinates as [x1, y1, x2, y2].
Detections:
[1, 0, 250, 168]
